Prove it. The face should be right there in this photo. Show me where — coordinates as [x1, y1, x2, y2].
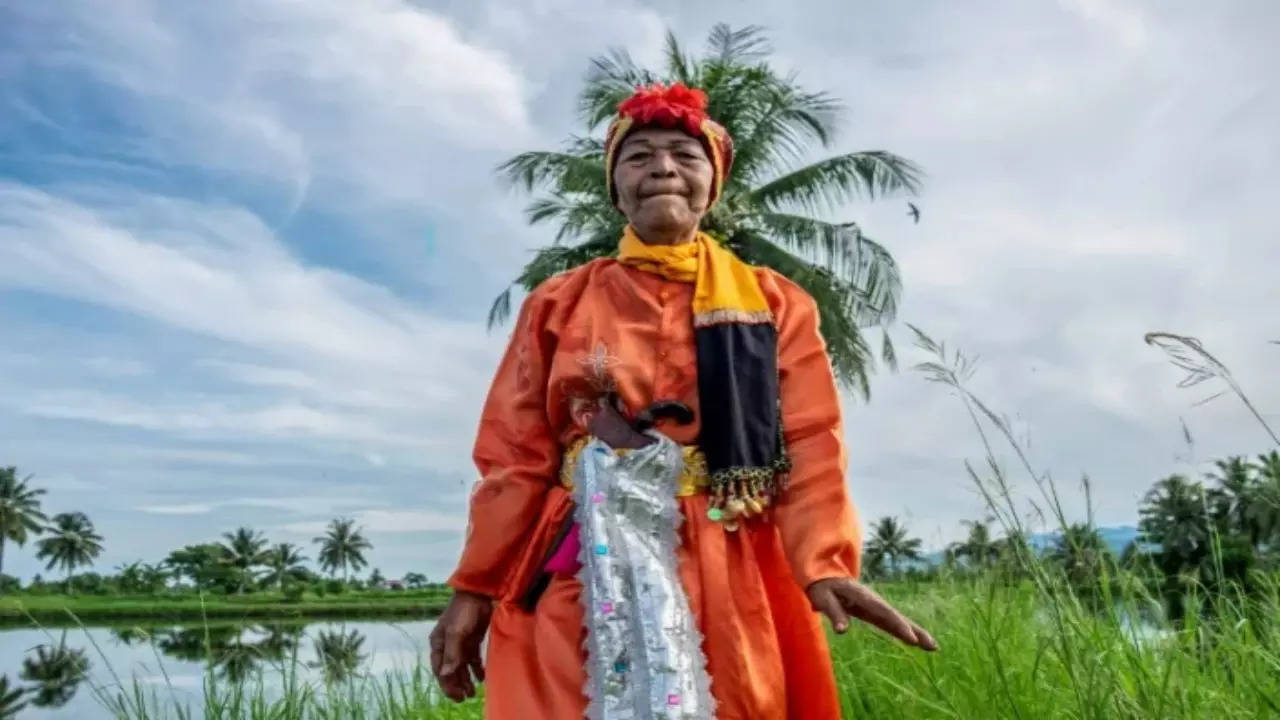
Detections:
[613, 127, 714, 239]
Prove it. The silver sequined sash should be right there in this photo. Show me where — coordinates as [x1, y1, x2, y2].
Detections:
[571, 434, 715, 720]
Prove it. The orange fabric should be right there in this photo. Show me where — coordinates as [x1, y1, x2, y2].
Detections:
[449, 259, 862, 719]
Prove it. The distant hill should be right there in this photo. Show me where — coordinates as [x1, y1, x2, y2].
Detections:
[909, 525, 1140, 568]
[1028, 525, 1139, 556]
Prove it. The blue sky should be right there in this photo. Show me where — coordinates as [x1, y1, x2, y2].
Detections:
[2, 0, 1277, 582]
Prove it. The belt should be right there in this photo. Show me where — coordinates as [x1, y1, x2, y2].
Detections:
[559, 436, 709, 497]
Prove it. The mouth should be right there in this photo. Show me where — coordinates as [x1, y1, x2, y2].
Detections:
[640, 191, 686, 200]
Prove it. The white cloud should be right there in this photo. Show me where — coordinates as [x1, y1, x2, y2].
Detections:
[82, 356, 153, 377]
[135, 495, 389, 518]
[6, 0, 537, 215]
[276, 509, 464, 535]
[0, 184, 496, 462]
[137, 503, 217, 515]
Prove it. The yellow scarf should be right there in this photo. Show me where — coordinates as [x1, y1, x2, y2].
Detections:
[617, 225, 771, 326]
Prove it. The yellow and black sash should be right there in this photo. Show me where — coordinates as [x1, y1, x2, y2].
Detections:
[618, 227, 789, 527]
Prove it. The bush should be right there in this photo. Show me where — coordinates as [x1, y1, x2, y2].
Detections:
[283, 583, 305, 602]
[0, 574, 20, 593]
[325, 579, 345, 596]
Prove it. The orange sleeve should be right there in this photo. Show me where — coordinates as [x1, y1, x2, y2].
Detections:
[447, 286, 562, 598]
[770, 278, 862, 588]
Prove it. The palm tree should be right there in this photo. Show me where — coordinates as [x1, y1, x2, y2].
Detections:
[114, 560, 169, 594]
[34, 512, 103, 590]
[493, 25, 922, 397]
[219, 527, 270, 594]
[1250, 450, 1280, 549]
[1048, 524, 1113, 575]
[310, 628, 367, 684]
[1138, 474, 1212, 572]
[946, 519, 1002, 570]
[263, 542, 309, 592]
[0, 466, 47, 579]
[19, 636, 89, 708]
[0, 675, 27, 719]
[1206, 456, 1261, 545]
[864, 516, 922, 577]
[313, 518, 372, 582]
[1047, 524, 1114, 606]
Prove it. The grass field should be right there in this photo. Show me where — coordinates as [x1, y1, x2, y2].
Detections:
[73, 571, 1280, 719]
[0, 589, 451, 628]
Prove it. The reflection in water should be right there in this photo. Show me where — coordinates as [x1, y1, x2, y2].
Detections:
[109, 626, 150, 647]
[0, 620, 421, 719]
[0, 675, 29, 718]
[150, 623, 307, 682]
[310, 629, 367, 685]
[19, 635, 90, 709]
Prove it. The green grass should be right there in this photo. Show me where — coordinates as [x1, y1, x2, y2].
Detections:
[0, 589, 451, 628]
[67, 573, 1280, 719]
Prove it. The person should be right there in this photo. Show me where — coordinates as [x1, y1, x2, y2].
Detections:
[430, 82, 937, 720]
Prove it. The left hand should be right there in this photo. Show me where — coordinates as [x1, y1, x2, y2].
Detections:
[806, 577, 938, 652]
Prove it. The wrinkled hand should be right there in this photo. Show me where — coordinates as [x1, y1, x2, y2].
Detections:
[807, 577, 938, 652]
[429, 590, 493, 702]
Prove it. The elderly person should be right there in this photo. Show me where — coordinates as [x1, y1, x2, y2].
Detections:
[431, 83, 936, 720]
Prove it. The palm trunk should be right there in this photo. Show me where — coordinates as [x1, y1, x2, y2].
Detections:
[0, 538, 5, 580]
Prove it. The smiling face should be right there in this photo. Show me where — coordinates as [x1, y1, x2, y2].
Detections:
[612, 127, 714, 243]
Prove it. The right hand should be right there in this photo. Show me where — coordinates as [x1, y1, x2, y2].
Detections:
[429, 589, 493, 702]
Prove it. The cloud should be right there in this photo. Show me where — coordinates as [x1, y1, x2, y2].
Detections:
[276, 509, 465, 535]
[82, 356, 153, 377]
[137, 503, 217, 516]
[0, 183, 498, 464]
[5, 0, 537, 216]
[135, 495, 390, 518]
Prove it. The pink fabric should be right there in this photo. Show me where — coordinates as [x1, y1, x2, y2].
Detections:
[544, 522, 582, 574]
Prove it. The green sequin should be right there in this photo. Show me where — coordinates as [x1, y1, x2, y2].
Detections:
[706, 507, 724, 522]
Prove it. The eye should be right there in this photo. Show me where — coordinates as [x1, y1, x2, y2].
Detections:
[625, 151, 651, 163]
[676, 151, 699, 161]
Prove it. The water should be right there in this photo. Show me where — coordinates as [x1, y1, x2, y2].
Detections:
[0, 619, 436, 719]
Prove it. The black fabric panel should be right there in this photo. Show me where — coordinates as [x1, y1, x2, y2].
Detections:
[694, 323, 779, 474]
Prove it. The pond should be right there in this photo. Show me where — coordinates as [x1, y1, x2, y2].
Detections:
[0, 618, 436, 719]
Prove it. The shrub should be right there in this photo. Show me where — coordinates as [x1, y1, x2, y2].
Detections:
[283, 583, 305, 602]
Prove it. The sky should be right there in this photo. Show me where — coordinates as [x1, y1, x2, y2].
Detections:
[1, 0, 1277, 582]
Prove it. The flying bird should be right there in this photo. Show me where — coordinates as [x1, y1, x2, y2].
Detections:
[907, 202, 920, 224]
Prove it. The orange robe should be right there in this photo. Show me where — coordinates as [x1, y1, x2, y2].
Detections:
[448, 258, 862, 719]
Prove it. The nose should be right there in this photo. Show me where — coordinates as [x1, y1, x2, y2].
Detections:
[648, 150, 678, 177]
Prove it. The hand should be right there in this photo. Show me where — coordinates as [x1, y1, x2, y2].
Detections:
[429, 589, 493, 702]
[806, 577, 938, 652]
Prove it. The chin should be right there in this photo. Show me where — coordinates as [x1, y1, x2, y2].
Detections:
[638, 205, 693, 231]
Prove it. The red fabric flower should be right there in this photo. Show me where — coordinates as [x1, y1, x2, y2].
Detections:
[616, 83, 710, 136]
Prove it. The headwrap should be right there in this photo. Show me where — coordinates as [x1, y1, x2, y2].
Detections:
[603, 83, 734, 207]
[608, 84, 788, 528]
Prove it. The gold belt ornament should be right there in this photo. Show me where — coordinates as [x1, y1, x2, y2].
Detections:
[560, 436, 709, 497]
